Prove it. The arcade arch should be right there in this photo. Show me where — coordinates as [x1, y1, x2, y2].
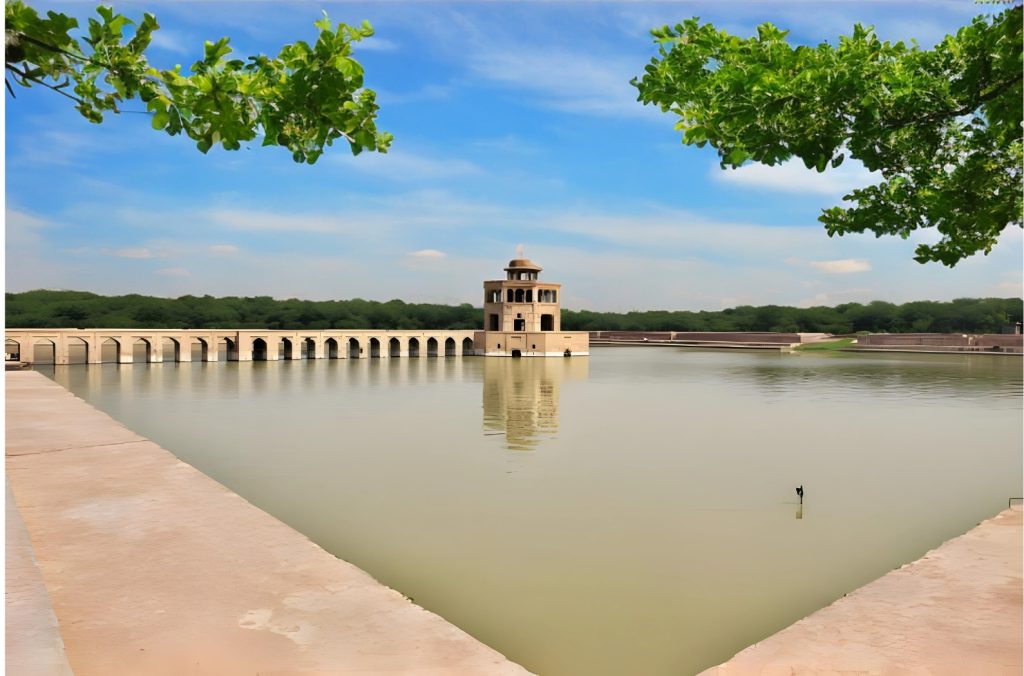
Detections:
[252, 338, 268, 361]
[33, 339, 56, 364]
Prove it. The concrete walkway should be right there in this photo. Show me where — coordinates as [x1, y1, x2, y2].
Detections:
[6, 371, 530, 675]
[701, 507, 1023, 675]
[6, 479, 73, 675]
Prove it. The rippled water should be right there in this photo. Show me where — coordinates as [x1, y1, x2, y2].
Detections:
[45, 347, 1022, 675]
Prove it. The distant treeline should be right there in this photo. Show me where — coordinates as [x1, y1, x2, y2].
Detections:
[6, 290, 1022, 335]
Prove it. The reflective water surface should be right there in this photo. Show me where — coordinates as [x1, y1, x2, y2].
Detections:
[46, 348, 1022, 675]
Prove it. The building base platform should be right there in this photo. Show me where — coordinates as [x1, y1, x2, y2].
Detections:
[473, 331, 589, 357]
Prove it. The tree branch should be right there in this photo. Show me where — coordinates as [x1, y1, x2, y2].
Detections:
[5, 64, 85, 104]
[880, 73, 1023, 130]
[9, 32, 88, 63]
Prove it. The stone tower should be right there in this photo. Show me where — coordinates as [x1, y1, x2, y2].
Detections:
[474, 255, 589, 357]
[482, 257, 560, 333]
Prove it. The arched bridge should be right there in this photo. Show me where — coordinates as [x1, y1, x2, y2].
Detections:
[5, 329, 480, 365]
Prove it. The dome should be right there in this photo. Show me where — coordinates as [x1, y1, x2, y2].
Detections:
[504, 258, 542, 272]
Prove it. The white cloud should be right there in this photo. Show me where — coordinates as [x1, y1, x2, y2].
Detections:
[8, 195, 1020, 311]
[157, 267, 190, 277]
[471, 135, 543, 156]
[336, 149, 483, 182]
[355, 36, 399, 52]
[110, 247, 154, 259]
[208, 244, 239, 256]
[714, 158, 878, 196]
[468, 46, 653, 118]
[6, 209, 50, 245]
[396, 6, 658, 119]
[377, 83, 454, 106]
[203, 189, 503, 235]
[149, 29, 191, 54]
[206, 210, 351, 234]
[809, 259, 872, 274]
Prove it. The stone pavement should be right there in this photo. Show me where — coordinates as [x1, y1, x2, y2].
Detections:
[701, 506, 1022, 675]
[6, 370, 531, 675]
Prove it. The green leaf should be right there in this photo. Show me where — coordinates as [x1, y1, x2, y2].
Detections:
[151, 110, 169, 129]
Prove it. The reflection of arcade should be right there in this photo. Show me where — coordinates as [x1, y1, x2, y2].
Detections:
[482, 357, 588, 451]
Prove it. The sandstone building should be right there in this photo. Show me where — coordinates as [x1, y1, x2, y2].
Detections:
[473, 256, 589, 357]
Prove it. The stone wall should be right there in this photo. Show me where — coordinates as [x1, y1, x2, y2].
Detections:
[858, 333, 1023, 352]
[590, 331, 825, 344]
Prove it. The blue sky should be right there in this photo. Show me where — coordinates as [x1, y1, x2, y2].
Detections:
[5, 1, 1021, 311]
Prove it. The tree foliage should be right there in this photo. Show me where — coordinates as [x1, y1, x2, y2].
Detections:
[633, 5, 1022, 266]
[4, 2, 392, 162]
[563, 298, 1022, 334]
[6, 290, 1020, 335]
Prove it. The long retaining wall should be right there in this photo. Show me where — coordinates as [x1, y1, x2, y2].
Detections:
[5, 370, 530, 675]
[855, 332, 1023, 353]
[590, 331, 828, 344]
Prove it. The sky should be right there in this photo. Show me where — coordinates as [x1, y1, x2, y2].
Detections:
[5, 1, 1021, 312]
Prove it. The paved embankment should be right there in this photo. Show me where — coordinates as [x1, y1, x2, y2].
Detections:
[701, 507, 1023, 675]
[6, 370, 531, 675]
[6, 480, 73, 675]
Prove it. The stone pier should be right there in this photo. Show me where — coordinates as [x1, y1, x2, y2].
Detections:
[5, 371, 530, 675]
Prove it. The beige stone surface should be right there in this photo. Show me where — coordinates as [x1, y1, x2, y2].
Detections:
[6, 371, 531, 676]
[701, 507, 1023, 676]
[6, 480, 74, 676]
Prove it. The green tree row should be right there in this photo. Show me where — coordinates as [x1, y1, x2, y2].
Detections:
[4, 290, 479, 331]
[563, 297, 1022, 334]
[6, 290, 1021, 335]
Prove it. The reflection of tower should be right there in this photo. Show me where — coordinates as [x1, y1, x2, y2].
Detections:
[482, 357, 589, 450]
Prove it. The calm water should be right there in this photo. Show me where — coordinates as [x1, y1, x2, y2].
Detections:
[45, 348, 1022, 675]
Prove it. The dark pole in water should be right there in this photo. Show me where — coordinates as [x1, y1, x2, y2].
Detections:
[796, 485, 804, 505]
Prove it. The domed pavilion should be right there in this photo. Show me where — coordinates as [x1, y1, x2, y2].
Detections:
[473, 255, 589, 357]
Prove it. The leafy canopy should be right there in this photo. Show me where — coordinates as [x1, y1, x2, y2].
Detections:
[4, 1, 392, 163]
[633, 5, 1022, 266]
[7, 289, 1021, 335]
